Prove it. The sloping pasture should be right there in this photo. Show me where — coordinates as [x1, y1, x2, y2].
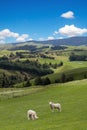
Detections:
[0, 79, 87, 130]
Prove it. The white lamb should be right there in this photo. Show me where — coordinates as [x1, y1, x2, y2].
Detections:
[49, 101, 61, 112]
[27, 110, 38, 120]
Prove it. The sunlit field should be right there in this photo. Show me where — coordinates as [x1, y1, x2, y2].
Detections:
[0, 79, 87, 130]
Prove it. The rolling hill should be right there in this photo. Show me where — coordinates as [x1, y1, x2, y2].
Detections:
[0, 79, 87, 130]
[13, 36, 87, 46]
[40, 36, 87, 46]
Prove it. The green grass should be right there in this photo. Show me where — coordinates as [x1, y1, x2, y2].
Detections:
[38, 58, 60, 64]
[0, 79, 87, 130]
[0, 50, 12, 57]
[30, 60, 87, 85]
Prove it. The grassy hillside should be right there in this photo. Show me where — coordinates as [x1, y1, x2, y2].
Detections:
[0, 44, 87, 87]
[0, 79, 87, 130]
[43, 66, 87, 83]
[31, 60, 87, 85]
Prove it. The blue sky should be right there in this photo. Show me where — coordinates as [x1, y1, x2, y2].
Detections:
[0, 0, 87, 43]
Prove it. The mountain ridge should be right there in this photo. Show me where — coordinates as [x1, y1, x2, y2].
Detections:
[4, 36, 87, 46]
[35, 36, 87, 46]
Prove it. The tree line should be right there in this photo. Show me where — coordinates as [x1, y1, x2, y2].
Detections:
[0, 58, 53, 88]
[69, 53, 87, 61]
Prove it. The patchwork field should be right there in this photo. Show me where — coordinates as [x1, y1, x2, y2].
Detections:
[0, 79, 87, 130]
[1, 45, 87, 87]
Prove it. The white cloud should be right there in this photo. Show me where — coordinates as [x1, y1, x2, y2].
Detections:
[28, 38, 33, 41]
[0, 29, 30, 43]
[58, 25, 87, 37]
[39, 37, 54, 41]
[61, 11, 74, 19]
[0, 29, 19, 40]
[58, 37, 63, 39]
[47, 36, 54, 40]
[16, 34, 29, 42]
[39, 38, 45, 41]
[53, 31, 59, 35]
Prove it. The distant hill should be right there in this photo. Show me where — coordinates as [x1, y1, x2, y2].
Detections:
[11, 36, 87, 46]
[19, 36, 86, 46]
[39, 36, 87, 46]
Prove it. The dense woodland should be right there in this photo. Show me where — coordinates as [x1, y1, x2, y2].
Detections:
[0, 57, 53, 87]
[69, 52, 87, 61]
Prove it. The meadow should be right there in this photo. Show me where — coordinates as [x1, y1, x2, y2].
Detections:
[0, 44, 87, 129]
[0, 79, 87, 130]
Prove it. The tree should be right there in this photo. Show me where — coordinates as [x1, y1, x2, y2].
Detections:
[55, 79, 60, 83]
[66, 76, 74, 82]
[1, 73, 10, 88]
[42, 77, 51, 85]
[59, 61, 63, 66]
[84, 74, 87, 79]
[9, 52, 15, 58]
[24, 80, 31, 87]
[34, 77, 42, 85]
[61, 73, 66, 83]
[0, 55, 8, 61]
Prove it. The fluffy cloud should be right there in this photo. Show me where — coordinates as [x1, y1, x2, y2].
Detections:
[0, 29, 30, 43]
[0, 29, 19, 40]
[28, 38, 33, 41]
[61, 11, 74, 19]
[58, 37, 63, 39]
[47, 36, 54, 40]
[54, 25, 87, 37]
[53, 31, 58, 35]
[16, 34, 29, 42]
[39, 37, 54, 41]
[59, 25, 87, 37]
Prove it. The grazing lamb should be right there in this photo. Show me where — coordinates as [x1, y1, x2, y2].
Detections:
[27, 110, 38, 120]
[49, 102, 61, 112]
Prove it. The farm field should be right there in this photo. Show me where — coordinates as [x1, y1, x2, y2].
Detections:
[0, 79, 87, 130]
